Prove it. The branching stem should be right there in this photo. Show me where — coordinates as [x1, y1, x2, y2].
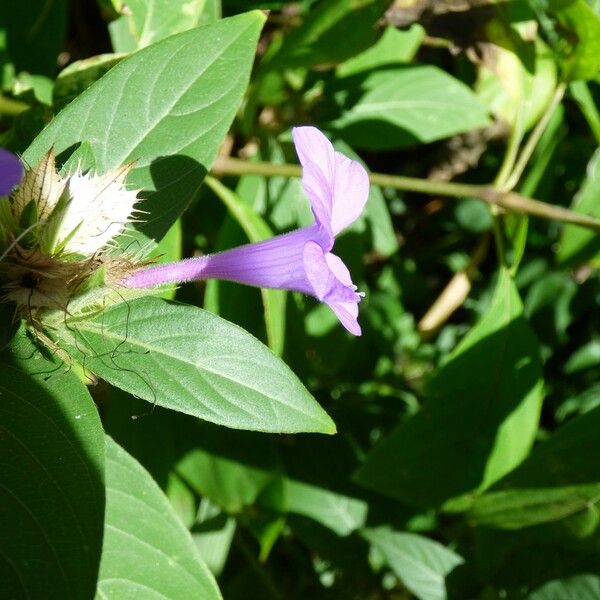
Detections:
[212, 156, 600, 232]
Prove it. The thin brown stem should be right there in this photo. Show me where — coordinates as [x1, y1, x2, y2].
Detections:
[212, 156, 600, 232]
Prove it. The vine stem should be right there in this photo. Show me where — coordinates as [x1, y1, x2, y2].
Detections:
[503, 82, 567, 191]
[212, 156, 600, 232]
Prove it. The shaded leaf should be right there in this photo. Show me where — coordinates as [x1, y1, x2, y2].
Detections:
[558, 148, 600, 267]
[547, 0, 600, 80]
[469, 403, 600, 529]
[355, 269, 543, 508]
[0, 357, 104, 600]
[261, 0, 391, 71]
[176, 423, 280, 513]
[337, 24, 425, 77]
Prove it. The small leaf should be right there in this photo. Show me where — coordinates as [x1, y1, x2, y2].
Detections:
[97, 436, 222, 599]
[558, 148, 600, 267]
[53, 296, 336, 434]
[176, 422, 280, 513]
[192, 499, 236, 576]
[362, 527, 464, 600]
[53, 54, 125, 111]
[527, 574, 600, 600]
[260, 0, 391, 71]
[261, 436, 368, 536]
[116, 0, 220, 49]
[279, 480, 368, 536]
[337, 24, 425, 77]
[547, 0, 600, 81]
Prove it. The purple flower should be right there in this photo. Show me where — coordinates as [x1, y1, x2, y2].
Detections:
[0, 148, 23, 196]
[123, 126, 369, 335]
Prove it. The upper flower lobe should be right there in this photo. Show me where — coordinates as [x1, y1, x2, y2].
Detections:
[292, 126, 369, 335]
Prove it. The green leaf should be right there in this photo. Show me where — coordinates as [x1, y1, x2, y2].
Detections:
[97, 436, 222, 599]
[337, 24, 425, 77]
[527, 575, 600, 599]
[354, 269, 543, 508]
[114, 0, 221, 49]
[23, 12, 265, 242]
[558, 147, 600, 267]
[569, 80, 600, 143]
[192, 499, 237, 576]
[332, 66, 490, 149]
[564, 339, 600, 373]
[475, 16, 557, 133]
[469, 403, 600, 529]
[278, 479, 368, 537]
[166, 472, 197, 528]
[176, 423, 280, 513]
[261, 436, 368, 536]
[364, 184, 399, 257]
[260, 0, 391, 71]
[53, 296, 336, 433]
[0, 357, 104, 599]
[547, 0, 600, 80]
[205, 176, 286, 356]
[362, 528, 464, 600]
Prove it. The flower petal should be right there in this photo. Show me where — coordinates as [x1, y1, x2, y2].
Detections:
[0, 148, 23, 196]
[330, 151, 369, 236]
[327, 298, 362, 336]
[293, 128, 335, 239]
[303, 240, 331, 300]
[324, 251, 353, 287]
[292, 126, 369, 237]
[303, 241, 363, 335]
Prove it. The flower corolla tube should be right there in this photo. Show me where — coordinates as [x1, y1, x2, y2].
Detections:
[123, 126, 370, 335]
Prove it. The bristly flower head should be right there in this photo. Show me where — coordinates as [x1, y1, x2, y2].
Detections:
[0, 148, 23, 196]
[7, 151, 140, 257]
[0, 149, 141, 316]
[123, 126, 369, 335]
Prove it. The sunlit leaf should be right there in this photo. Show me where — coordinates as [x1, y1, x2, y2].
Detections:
[96, 436, 221, 599]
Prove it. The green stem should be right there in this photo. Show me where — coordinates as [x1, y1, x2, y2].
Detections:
[504, 82, 567, 191]
[490, 116, 525, 268]
[212, 156, 600, 232]
[495, 103, 526, 190]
